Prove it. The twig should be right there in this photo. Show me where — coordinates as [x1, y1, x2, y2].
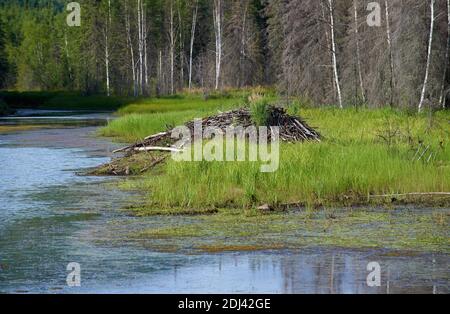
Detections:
[134, 146, 184, 153]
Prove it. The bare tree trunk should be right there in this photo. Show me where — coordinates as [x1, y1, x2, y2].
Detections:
[104, 0, 111, 96]
[178, 5, 184, 89]
[328, 0, 342, 108]
[419, 0, 435, 113]
[64, 33, 72, 81]
[142, 0, 148, 94]
[137, 0, 144, 95]
[439, 0, 450, 109]
[213, 0, 223, 90]
[125, 0, 137, 97]
[158, 49, 163, 94]
[189, 0, 198, 90]
[169, 0, 175, 94]
[239, 3, 248, 88]
[320, 1, 335, 102]
[353, 0, 365, 103]
[385, 0, 396, 106]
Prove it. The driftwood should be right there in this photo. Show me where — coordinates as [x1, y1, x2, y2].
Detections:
[113, 106, 321, 154]
[134, 146, 184, 153]
[369, 192, 450, 198]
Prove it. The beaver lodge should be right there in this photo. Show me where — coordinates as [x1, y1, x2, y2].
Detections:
[114, 106, 320, 154]
[94, 106, 321, 176]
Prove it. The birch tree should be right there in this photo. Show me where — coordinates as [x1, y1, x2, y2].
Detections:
[104, 0, 111, 96]
[385, 0, 395, 106]
[419, 0, 435, 113]
[169, 0, 176, 94]
[327, 0, 342, 108]
[189, 0, 198, 90]
[353, 0, 365, 103]
[124, 0, 137, 96]
[213, 0, 223, 90]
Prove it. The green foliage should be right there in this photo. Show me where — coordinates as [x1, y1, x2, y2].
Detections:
[0, 91, 131, 110]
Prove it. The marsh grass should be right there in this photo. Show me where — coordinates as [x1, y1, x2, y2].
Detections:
[250, 98, 270, 126]
[114, 105, 449, 208]
[100, 94, 245, 142]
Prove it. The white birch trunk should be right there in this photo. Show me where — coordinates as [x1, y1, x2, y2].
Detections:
[137, 0, 144, 95]
[125, 0, 137, 97]
[385, 0, 396, 106]
[189, 1, 198, 90]
[419, 0, 435, 113]
[64, 33, 72, 81]
[213, 0, 223, 90]
[353, 0, 365, 103]
[104, 0, 111, 97]
[320, 1, 335, 101]
[159, 49, 163, 93]
[439, 0, 450, 109]
[178, 5, 184, 88]
[169, 0, 175, 94]
[239, 4, 248, 87]
[328, 0, 343, 108]
[142, 0, 148, 92]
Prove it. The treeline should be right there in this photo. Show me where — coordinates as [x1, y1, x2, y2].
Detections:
[0, 0, 449, 110]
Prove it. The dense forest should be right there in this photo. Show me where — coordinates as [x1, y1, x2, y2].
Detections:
[0, 0, 449, 110]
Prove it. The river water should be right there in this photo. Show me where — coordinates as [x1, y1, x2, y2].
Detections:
[0, 111, 448, 294]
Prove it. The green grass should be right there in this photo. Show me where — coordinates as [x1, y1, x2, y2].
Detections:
[116, 94, 244, 115]
[250, 98, 270, 126]
[96, 92, 450, 252]
[100, 93, 246, 142]
[114, 106, 449, 209]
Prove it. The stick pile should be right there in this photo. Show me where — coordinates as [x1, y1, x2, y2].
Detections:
[114, 106, 321, 154]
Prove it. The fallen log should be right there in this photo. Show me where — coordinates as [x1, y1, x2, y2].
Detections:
[369, 192, 450, 198]
[134, 146, 185, 153]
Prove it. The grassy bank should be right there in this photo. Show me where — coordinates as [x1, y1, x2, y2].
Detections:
[99, 93, 449, 252]
[103, 100, 450, 209]
[98, 93, 248, 142]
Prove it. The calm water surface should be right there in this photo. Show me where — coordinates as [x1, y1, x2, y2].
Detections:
[0, 111, 448, 294]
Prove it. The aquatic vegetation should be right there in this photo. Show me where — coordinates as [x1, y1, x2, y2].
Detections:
[131, 208, 450, 253]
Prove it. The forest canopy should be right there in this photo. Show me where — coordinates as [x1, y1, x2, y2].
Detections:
[0, 0, 449, 110]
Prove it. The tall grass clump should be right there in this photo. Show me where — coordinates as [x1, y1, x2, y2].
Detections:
[140, 141, 449, 208]
[250, 98, 270, 126]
